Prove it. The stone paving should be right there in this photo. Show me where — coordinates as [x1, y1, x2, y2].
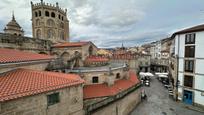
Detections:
[130, 75, 204, 115]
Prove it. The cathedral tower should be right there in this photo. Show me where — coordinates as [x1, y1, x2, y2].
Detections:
[31, 0, 69, 43]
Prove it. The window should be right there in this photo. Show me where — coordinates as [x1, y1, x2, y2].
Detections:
[35, 12, 38, 17]
[62, 16, 64, 21]
[39, 11, 41, 16]
[45, 11, 49, 17]
[185, 33, 195, 44]
[51, 12, 55, 18]
[184, 75, 193, 88]
[116, 73, 120, 79]
[88, 46, 93, 56]
[185, 46, 195, 58]
[58, 14, 61, 19]
[92, 76, 98, 83]
[47, 93, 59, 106]
[184, 60, 194, 73]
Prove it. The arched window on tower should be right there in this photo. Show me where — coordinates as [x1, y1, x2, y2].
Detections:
[62, 16, 64, 21]
[36, 19, 40, 26]
[39, 11, 41, 16]
[47, 19, 55, 27]
[36, 29, 41, 38]
[35, 12, 38, 17]
[47, 29, 55, 39]
[60, 52, 70, 64]
[45, 11, 49, 17]
[89, 45, 93, 56]
[58, 14, 61, 19]
[51, 12, 55, 18]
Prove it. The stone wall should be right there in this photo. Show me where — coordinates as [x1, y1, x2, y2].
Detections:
[81, 43, 98, 60]
[52, 47, 82, 58]
[52, 42, 98, 61]
[82, 68, 128, 85]
[0, 60, 51, 73]
[0, 85, 84, 115]
[91, 88, 141, 115]
[0, 33, 52, 54]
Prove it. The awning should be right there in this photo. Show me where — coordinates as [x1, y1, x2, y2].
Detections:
[139, 72, 154, 77]
[158, 74, 168, 78]
[155, 72, 168, 75]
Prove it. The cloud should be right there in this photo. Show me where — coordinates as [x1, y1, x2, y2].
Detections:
[68, 0, 147, 28]
[0, 0, 204, 48]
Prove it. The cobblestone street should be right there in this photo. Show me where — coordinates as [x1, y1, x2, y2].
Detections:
[130, 75, 204, 115]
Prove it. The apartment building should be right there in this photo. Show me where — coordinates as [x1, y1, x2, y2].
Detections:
[172, 24, 204, 107]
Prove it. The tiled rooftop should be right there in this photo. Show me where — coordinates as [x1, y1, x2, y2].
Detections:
[52, 42, 89, 48]
[0, 68, 84, 102]
[0, 48, 53, 64]
[85, 56, 109, 62]
[111, 54, 138, 60]
[83, 71, 140, 99]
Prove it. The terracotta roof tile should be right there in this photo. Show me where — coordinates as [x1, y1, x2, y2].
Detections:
[0, 48, 53, 64]
[83, 71, 140, 99]
[52, 42, 89, 48]
[0, 69, 84, 102]
[85, 56, 109, 62]
[111, 54, 137, 60]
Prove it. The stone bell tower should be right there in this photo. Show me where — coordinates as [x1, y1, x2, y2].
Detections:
[31, 0, 69, 43]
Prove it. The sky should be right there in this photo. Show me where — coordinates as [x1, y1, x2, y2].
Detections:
[0, 0, 204, 48]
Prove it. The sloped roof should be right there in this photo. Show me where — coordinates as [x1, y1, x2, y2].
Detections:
[0, 48, 53, 64]
[6, 14, 21, 28]
[0, 68, 84, 102]
[83, 71, 140, 99]
[173, 24, 204, 36]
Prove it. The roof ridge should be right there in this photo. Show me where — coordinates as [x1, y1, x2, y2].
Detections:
[18, 68, 81, 81]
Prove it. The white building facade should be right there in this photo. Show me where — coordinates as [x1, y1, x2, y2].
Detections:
[150, 41, 161, 60]
[174, 25, 204, 107]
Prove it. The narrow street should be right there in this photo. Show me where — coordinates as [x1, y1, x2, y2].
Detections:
[130, 75, 204, 115]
